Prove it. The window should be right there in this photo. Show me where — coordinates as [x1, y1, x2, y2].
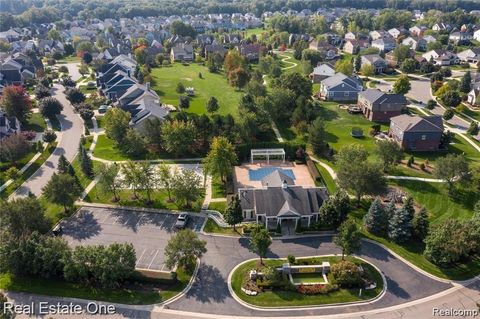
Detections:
[421, 135, 427, 140]
[344, 92, 350, 97]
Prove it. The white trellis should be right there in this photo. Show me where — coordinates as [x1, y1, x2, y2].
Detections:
[250, 148, 285, 164]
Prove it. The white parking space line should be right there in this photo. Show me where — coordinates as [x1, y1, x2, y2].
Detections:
[122, 214, 132, 225]
[148, 250, 160, 269]
[136, 213, 145, 227]
[135, 248, 146, 267]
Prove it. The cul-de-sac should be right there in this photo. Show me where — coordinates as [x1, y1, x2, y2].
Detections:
[0, 1, 480, 318]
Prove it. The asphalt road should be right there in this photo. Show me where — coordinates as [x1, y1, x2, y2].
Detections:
[13, 83, 84, 197]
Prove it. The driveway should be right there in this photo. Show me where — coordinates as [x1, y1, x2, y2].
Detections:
[13, 84, 84, 197]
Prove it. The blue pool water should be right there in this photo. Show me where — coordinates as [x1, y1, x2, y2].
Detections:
[248, 167, 296, 181]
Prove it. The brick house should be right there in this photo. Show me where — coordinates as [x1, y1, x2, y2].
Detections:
[389, 114, 444, 151]
[358, 89, 407, 122]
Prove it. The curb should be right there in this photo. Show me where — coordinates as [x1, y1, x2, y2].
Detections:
[226, 254, 387, 311]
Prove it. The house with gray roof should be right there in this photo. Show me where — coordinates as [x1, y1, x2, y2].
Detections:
[0, 111, 20, 140]
[170, 43, 194, 62]
[358, 89, 407, 122]
[238, 170, 328, 230]
[361, 54, 387, 74]
[389, 114, 444, 152]
[318, 73, 363, 102]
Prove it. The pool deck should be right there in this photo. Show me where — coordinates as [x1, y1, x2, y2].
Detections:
[233, 161, 316, 192]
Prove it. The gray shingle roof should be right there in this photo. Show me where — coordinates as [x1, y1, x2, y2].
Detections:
[390, 114, 444, 133]
[359, 89, 407, 104]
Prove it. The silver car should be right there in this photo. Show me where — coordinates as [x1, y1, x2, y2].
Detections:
[175, 213, 189, 229]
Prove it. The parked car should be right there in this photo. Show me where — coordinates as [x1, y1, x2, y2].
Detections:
[175, 213, 189, 229]
[98, 105, 111, 114]
[87, 81, 96, 88]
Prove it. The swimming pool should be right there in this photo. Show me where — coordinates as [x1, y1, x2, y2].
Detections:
[248, 167, 296, 181]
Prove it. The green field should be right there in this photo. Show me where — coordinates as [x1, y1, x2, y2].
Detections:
[203, 218, 242, 236]
[291, 273, 327, 284]
[24, 113, 47, 132]
[85, 184, 204, 212]
[151, 63, 243, 117]
[208, 200, 227, 213]
[314, 162, 337, 194]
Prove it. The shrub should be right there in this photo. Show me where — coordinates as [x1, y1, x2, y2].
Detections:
[426, 99, 437, 110]
[419, 163, 425, 171]
[407, 156, 414, 167]
[296, 284, 339, 295]
[331, 260, 363, 288]
[287, 255, 296, 264]
[176, 82, 185, 93]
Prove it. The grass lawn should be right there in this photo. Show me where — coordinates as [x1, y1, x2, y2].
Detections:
[461, 107, 480, 122]
[0, 143, 57, 199]
[231, 256, 383, 307]
[211, 176, 227, 198]
[389, 180, 478, 224]
[93, 134, 199, 161]
[0, 265, 192, 305]
[208, 200, 227, 213]
[244, 27, 267, 38]
[85, 185, 204, 212]
[78, 85, 96, 94]
[150, 63, 243, 117]
[314, 162, 337, 194]
[203, 218, 242, 236]
[361, 230, 480, 280]
[291, 273, 327, 285]
[48, 116, 62, 131]
[71, 156, 100, 190]
[24, 113, 47, 132]
[38, 196, 70, 225]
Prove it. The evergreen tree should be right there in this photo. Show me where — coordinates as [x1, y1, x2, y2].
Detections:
[459, 71, 471, 93]
[354, 55, 361, 73]
[80, 147, 93, 178]
[402, 196, 415, 220]
[384, 200, 396, 219]
[223, 195, 243, 230]
[413, 207, 429, 241]
[363, 198, 387, 235]
[309, 117, 327, 156]
[58, 154, 70, 175]
[388, 207, 412, 243]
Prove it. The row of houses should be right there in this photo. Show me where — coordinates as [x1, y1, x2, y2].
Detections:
[95, 54, 171, 133]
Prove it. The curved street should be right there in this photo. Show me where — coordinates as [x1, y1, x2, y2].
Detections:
[13, 83, 84, 197]
[6, 235, 464, 319]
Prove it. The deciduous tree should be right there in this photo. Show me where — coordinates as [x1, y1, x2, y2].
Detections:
[0, 85, 32, 122]
[42, 173, 81, 213]
[164, 229, 206, 270]
[250, 225, 272, 264]
[334, 219, 361, 260]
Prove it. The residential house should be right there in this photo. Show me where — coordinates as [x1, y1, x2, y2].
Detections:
[409, 26, 427, 37]
[319, 73, 363, 102]
[358, 89, 407, 122]
[170, 43, 194, 62]
[309, 63, 335, 83]
[343, 39, 369, 55]
[432, 23, 452, 32]
[361, 54, 387, 74]
[371, 37, 396, 52]
[369, 30, 390, 41]
[238, 170, 328, 229]
[474, 29, 480, 41]
[0, 111, 21, 140]
[449, 31, 472, 45]
[402, 37, 427, 51]
[388, 27, 407, 39]
[467, 87, 480, 106]
[457, 48, 480, 64]
[204, 44, 227, 59]
[389, 114, 444, 151]
[0, 58, 33, 85]
[423, 35, 437, 44]
[117, 82, 170, 133]
[237, 44, 262, 61]
[309, 40, 338, 60]
[385, 49, 415, 67]
[101, 70, 137, 101]
[422, 49, 459, 66]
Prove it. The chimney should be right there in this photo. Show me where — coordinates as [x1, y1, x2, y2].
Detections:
[146, 82, 150, 91]
[127, 69, 131, 77]
[282, 180, 288, 189]
[117, 43, 121, 53]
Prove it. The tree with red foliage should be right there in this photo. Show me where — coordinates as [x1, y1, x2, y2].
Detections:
[0, 85, 32, 122]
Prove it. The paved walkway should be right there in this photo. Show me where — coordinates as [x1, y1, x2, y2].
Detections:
[12, 84, 84, 197]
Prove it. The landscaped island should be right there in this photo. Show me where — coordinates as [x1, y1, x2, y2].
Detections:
[231, 255, 383, 307]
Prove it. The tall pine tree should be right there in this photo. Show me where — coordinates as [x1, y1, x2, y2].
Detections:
[80, 147, 93, 178]
[413, 207, 429, 241]
[363, 198, 387, 235]
[223, 195, 243, 230]
[388, 207, 412, 243]
[459, 71, 471, 93]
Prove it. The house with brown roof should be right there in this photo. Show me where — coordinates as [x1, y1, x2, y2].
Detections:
[389, 114, 444, 151]
[358, 89, 407, 122]
[361, 54, 387, 74]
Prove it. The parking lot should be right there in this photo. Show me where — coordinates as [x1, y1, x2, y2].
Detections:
[59, 207, 205, 271]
